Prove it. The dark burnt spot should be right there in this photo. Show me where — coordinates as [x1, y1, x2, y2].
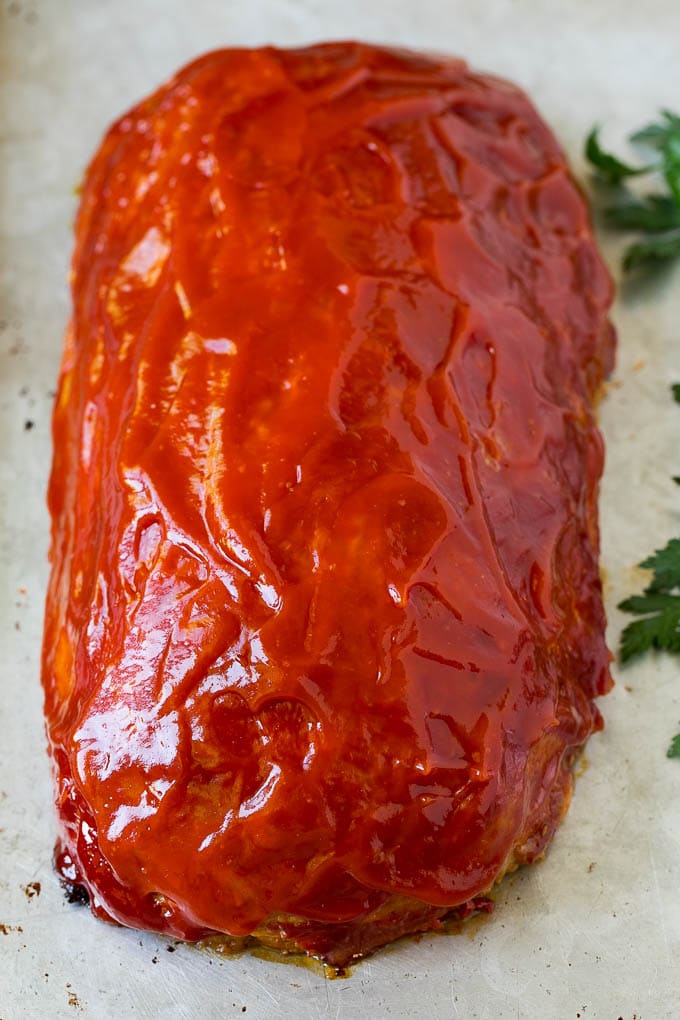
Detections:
[63, 882, 89, 906]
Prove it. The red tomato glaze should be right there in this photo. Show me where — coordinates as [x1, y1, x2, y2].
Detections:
[42, 42, 615, 965]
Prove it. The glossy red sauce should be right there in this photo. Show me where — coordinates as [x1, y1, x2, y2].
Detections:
[42, 42, 615, 961]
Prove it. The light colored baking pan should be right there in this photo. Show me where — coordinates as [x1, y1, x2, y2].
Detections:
[1, 2, 679, 1016]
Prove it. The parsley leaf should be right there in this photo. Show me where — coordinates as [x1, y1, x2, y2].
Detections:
[618, 539, 680, 663]
[585, 128, 650, 185]
[667, 733, 680, 759]
[622, 230, 680, 271]
[603, 194, 680, 232]
[619, 604, 680, 662]
[631, 110, 680, 148]
[585, 111, 680, 270]
[639, 538, 680, 592]
[662, 136, 680, 207]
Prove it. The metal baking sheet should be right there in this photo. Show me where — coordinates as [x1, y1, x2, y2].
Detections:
[1, 2, 679, 1017]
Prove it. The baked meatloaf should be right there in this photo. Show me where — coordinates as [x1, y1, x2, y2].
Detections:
[42, 41, 615, 969]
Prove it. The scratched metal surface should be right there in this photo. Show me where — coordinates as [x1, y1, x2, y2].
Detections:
[1, 1, 679, 1017]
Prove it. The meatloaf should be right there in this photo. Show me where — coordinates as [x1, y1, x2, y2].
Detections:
[42, 41, 615, 969]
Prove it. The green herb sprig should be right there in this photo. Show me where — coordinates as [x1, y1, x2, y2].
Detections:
[585, 112, 680, 270]
[618, 385, 680, 757]
[619, 539, 680, 663]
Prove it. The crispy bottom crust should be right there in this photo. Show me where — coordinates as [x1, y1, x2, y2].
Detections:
[58, 740, 578, 970]
[61, 879, 495, 972]
[58, 825, 552, 971]
[214, 893, 495, 971]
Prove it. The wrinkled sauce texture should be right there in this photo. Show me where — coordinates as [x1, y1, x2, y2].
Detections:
[43, 42, 615, 960]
